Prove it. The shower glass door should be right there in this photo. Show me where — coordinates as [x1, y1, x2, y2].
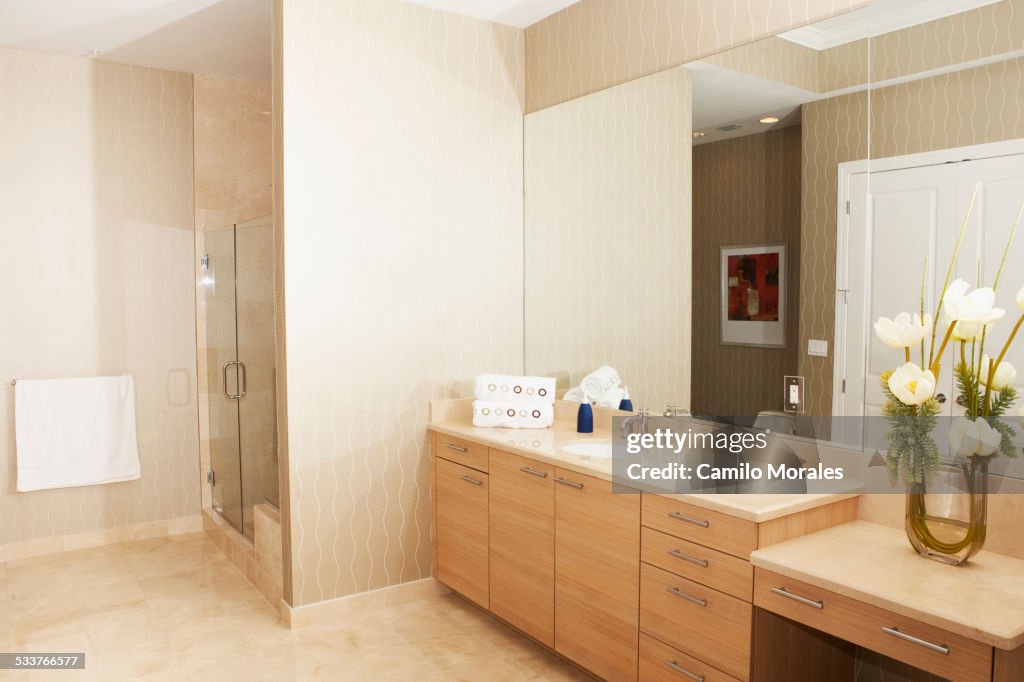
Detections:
[204, 214, 278, 540]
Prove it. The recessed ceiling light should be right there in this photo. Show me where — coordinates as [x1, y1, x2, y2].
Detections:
[760, 116, 780, 124]
[692, 131, 706, 139]
[85, 49, 103, 59]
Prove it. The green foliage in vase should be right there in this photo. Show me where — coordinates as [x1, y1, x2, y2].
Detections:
[953, 361, 1019, 458]
[880, 370, 942, 484]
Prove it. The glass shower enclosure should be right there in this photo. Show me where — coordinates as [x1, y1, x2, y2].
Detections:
[202, 214, 279, 540]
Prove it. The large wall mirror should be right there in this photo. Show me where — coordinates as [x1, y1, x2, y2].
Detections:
[524, 0, 1024, 461]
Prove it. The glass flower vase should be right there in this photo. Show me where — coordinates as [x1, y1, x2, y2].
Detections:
[905, 457, 988, 565]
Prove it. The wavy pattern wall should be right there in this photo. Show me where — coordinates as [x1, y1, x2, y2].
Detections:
[280, 0, 525, 605]
[0, 49, 199, 547]
[800, 56, 1024, 415]
[524, 67, 692, 413]
[524, 0, 871, 112]
[691, 127, 802, 417]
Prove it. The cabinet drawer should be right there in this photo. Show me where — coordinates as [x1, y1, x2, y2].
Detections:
[640, 562, 752, 680]
[640, 633, 743, 682]
[433, 433, 488, 472]
[643, 495, 757, 559]
[753, 569, 991, 682]
[642, 527, 753, 602]
[434, 457, 489, 608]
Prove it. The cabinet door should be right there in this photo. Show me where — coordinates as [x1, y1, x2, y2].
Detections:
[489, 451, 555, 647]
[555, 468, 640, 682]
[435, 456, 489, 608]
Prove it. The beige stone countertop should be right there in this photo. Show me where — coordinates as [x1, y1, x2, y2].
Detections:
[750, 519, 1024, 650]
[427, 417, 859, 523]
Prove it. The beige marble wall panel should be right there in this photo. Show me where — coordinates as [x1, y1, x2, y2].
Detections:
[0, 48, 199, 546]
[524, 0, 872, 112]
[799, 57, 1024, 415]
[524, 66, 692, 413]
[280, 0, 525, 606]
[193, 74, 273, 231]
[691, 127, 802, 417]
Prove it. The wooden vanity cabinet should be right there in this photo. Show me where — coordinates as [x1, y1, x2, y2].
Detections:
[434, 453, 489, 609]
[554, 467, 641, 682]
[489, 451, 555, 647]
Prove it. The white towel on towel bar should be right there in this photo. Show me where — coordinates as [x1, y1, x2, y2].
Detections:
[15, 375, 141, 492]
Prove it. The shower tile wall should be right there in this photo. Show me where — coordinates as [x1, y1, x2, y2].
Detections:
[0, 48, 199, 548]
[193, 74, 274, 519]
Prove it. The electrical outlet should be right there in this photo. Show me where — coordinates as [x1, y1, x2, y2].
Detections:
[807, 339, 829, 357]
[784, 376, 804, 413]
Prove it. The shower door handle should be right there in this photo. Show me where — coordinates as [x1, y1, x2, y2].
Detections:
[223, 361, 245, 400]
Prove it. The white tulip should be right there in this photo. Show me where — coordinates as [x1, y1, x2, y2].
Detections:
[1017, 285, 1024, 313]
[979, 356, 1017, 391]
[942, 279, 1006, 325]
[874, 313, 929, 349]
[887, 362, 936, 406]
[950, 320, 989, 342]
[948, 417, 1003, 458]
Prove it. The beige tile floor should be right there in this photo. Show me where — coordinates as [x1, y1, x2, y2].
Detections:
[0, 534, 591, 681]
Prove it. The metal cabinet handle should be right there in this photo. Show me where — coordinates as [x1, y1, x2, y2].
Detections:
[882, 627, 949, 655]
[668, 549, 709, 568]
[459, 475, 483, 486]
[446, 443, 469, 453]
[236, 361, 247, 399]
[520, 467, 549, 478]
[554, 477, 584, 489]
[771, 586, 824, 609]
[666, 587, 707, 607]
[668, 511, 710, 528]
[665, 660, 705, 681]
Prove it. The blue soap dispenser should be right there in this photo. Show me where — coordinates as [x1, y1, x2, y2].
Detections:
[619, 387, 634, 412]
[577, 401, 594, 433]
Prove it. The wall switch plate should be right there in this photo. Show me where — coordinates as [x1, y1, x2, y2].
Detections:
[784, 376, 804, 413]
[807, 339, 829, 357]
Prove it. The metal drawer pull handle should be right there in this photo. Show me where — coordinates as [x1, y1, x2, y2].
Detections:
[459, 475, 483, 486]
[771, 586, 824, 609]
[520, 467, 549, 478]
[666, 587, 707, 607]
[667, 511, 710, 528]
[665, 660, 705, 681]
[446, 443, 469, 453]
[554, 477, 584, 489]
[668, 549, 709, 568]
[882, 627, 950, 655]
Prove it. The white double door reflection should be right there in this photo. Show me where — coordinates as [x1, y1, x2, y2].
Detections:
[837, 145, 1024, 452]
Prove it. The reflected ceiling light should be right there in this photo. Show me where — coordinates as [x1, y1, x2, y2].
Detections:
[759, 116, 780, 124]
[692, 131, 706, 139]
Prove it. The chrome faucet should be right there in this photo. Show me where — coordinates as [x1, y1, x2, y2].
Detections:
[621, 408, 649, 439]
[663, 404, 690, 418]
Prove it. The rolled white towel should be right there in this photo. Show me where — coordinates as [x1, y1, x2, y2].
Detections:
[472, 401, 554, 429]
[475, 374, 555, 404]
[595, 387, 625, 409]
[580, 365, 621, 402]
[563, 386, 585, 403]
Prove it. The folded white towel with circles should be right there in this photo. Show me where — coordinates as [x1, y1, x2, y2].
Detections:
[474, 374, 555, 404]
[581, 365, 621, 402]
[472, 401, 554, 429]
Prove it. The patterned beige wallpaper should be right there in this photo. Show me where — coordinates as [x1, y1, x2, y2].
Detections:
[702, 37, 821, 93]
[279, 0, 525, 606]
[0, 49, 199, 546]
[524, 0, 872, 112]
[692, 127, 802, 417]
[800, 56, 1024, 415]
[524, 66, 692, 413]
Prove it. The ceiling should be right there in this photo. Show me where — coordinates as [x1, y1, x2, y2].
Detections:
[0, 0, 272, 79]
[403, 0, 580, 27]
[779, 0, 1002, 50]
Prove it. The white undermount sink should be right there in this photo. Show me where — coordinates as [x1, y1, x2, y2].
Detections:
[561, 440, 613, 459]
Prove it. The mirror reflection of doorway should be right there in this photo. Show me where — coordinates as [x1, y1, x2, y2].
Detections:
[203, 214, 279, 540]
